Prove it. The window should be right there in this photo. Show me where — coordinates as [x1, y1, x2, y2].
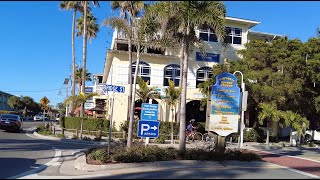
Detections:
[199, 28, 218, 42]
[164, 64, 180, 86]
[196, 67, 213, 87]
[225, 27, 242, 45]
[132, 61, 151, 84]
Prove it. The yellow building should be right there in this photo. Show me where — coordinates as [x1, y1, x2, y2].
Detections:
[93, 16, 282, 130]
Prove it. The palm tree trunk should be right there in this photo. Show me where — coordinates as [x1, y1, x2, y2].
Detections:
[176, 46, 184, 124]
[289, 126, 293, 146]
[179, 39, 189, 151]
[126, 19, 134, 148]
[179, 2, 191, 152]
[171, 107, 174, 144]
[70, 9, 77, 117]
[80, 1, 88, 118]
[127, 42, 140, 149]
[266, 120, 270, 145]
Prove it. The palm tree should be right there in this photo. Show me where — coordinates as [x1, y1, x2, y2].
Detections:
[106, 1, 145, 148]
[165, 79, 181, 144]
[258, 102, 282, 145]
[65, 92, 99, 139]
[79, 1, 99, 118]
[76, 12, 99, 42]
[145, 1, 226, 151]
[281, 111, 309, 146]
[59, 1, 82, 117]
[136, 76, 158, 103]
[75, 67, 92, 95]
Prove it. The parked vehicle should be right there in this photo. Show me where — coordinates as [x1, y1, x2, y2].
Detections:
[0, 114, 23, 133]
[304, 128, 320, 142]
[34, 115, 43, 121]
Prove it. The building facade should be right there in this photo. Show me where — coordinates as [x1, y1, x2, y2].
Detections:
[93, 16, 282, 130]
[0, 91, 14, 111]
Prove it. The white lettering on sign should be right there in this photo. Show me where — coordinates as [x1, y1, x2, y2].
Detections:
[141, 124, 150, 134]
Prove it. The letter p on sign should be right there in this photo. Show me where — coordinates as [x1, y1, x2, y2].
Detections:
[141, 124, 150, 134]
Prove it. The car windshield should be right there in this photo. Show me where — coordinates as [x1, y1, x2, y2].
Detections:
[1, 115, 19, 120]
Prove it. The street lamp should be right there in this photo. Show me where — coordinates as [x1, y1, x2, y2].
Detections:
[233, 71, 245, 148]
[63, 78, 69, 117]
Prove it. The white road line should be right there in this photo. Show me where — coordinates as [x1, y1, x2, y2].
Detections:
[7, 149, 62, 179]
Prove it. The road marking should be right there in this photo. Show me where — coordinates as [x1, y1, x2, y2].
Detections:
[7, 149, 62, 179]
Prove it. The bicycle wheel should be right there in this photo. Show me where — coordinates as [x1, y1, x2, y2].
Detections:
[191, 132, 203, 143]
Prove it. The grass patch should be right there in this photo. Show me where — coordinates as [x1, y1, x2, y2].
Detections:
[86, 144, 261, 164]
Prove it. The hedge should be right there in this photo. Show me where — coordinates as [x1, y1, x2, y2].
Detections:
[0, 110, 18, 116]
[60, 117, 116, 132]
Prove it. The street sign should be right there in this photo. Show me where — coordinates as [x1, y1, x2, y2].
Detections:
[103, 84, 125, 93]
[40, 96, 50, 106]
[141, 103, 159, 121]
[209, 72, 240, 137]
[137, 120, 160, 138]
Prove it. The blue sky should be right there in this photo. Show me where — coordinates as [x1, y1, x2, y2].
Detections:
[1, 1, 319, 107]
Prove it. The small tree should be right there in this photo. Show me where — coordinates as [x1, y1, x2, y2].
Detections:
[258, 102, 282, 145]
[165, 79, 181, 144]
[281, 110, 309, 146]
[65, 92, 98, 139]
[136, 77, 158, 103]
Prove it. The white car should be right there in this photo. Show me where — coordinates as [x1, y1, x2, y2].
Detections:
[305, 128, 320, 142]
[34, 115, 44, 121]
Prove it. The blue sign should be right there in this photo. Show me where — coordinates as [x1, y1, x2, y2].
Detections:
[137, 120, 160, 138]
[211, 73, 240, 115]
[141, 103, 159, 121]
[196, 52, 220, 63]
[85, 87, 93, 94]
[103, 84, 125, 93]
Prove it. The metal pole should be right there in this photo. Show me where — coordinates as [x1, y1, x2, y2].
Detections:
[145, 98, 153, 146]
[108, 96, 114, 156]
[233, 71, 245, 148]
[65, 84, 68, 117]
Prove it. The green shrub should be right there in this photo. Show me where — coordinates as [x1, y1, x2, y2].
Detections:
[154, 136, 166, 144]
[244, 128, 264, 143]
[87, 148, 109, 163]
[55, 133, 66, 138]
[60, 117, 116, 132]
[0, 110, 17, 116]
[38, 130, 53, 136]
[87, 144, 262, 164]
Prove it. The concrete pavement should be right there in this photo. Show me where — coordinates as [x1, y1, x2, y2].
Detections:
[15, 123, 320, 179]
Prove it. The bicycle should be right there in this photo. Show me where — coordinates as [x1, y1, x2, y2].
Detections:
[186, 130, 203, 143]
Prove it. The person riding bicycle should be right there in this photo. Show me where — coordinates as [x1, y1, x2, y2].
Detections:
[186, 119, 197, 141]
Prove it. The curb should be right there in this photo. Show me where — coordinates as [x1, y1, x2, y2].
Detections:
[33, 131, 62, 140]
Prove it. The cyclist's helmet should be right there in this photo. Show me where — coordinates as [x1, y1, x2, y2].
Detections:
[190, 119, 195, 122]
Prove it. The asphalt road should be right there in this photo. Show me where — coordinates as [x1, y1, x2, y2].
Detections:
[0, 119, 100, 179]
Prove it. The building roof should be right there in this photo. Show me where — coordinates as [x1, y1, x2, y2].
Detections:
[248, 30, 284, 39]
[225, 16, 261, 29]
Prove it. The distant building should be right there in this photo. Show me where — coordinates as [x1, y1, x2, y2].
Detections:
[0, 91, 14, 111]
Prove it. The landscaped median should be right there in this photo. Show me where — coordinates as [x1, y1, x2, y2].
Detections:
[86, 143, 262, 165]
[35, 124, 67, 139]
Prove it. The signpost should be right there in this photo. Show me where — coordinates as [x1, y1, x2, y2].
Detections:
[137, 120, 160, 138]
[209, 72, 241, 137]
[40, 96, 50, 125]
[141, 103, 159, 121]
[103, 84, 125, 94]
